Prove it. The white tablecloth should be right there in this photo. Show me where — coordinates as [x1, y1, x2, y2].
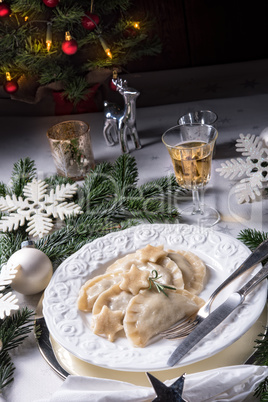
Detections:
[0, 93, 267, 401]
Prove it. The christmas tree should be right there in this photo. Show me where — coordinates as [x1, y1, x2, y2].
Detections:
[0, 0, 161, 107]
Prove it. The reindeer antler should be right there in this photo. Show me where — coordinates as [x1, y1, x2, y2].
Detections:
[111, 70, 128, 91]
[112, 77, 128, 92]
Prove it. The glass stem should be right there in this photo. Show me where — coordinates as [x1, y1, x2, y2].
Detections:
[191, 187, 204, 215]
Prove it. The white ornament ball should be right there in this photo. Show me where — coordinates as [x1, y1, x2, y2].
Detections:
[7, 248, 53, 295]
[259, 127, 268, 146]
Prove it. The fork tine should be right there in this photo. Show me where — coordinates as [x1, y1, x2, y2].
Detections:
[160, 313, 196, 335]
[161, 319, 189, 335]
[167, 320, 197, 335]
[162, 319, 194, 335]
[164, 321, 198, 339]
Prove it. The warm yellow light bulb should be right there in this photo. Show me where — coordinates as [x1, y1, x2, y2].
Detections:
[133, 22, 140, 29]
[99, 37, 112, 59]
[6, 72, 11, 81]
[46, 22, 52, 51]
[106, 49, 112, 59]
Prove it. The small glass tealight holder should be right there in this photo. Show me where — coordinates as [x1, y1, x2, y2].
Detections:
[47, 120, 95, 180]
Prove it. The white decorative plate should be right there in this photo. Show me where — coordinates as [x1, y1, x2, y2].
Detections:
[43, 224, 267, 371]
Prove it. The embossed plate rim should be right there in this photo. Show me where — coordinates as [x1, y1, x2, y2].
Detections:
[43, 223, 267, 371]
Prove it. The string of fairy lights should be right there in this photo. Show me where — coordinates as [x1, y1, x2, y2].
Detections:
[0, 0, 141, 94]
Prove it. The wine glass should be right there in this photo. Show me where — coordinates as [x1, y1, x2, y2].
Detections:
[177, 110, 218, 126]
[162, 123, 220, 227]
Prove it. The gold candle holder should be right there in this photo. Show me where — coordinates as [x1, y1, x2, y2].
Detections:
[47, 120, 95, 180]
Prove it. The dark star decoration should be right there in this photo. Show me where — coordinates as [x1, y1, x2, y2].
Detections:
[147, 372, 187, 402]
[215, 224, 234, 236]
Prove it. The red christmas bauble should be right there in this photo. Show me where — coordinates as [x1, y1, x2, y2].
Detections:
[0, 2, 11, 17]
[61, 39, 78, 55]
[4, 80, 18, 94]
[81, 12, 100, 31]
[42, 0, 59, 7]
[110, 79, 117, 91]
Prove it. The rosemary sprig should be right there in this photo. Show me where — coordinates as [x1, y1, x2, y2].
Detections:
[148, 269, 176, 297]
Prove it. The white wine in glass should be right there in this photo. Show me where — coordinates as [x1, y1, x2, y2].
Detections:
[162, 124, 220, 227]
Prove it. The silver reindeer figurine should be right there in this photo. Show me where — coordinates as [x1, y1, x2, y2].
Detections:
[103, 76, 141, 153]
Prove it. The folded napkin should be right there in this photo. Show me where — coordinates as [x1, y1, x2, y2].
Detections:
[37, 365, 268, 402]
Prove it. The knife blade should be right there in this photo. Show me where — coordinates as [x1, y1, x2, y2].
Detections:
[167, 261, 268, 367]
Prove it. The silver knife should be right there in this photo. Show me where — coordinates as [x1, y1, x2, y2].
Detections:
[167, 261, 268, 367]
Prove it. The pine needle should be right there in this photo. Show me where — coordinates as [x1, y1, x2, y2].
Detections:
[0, 232, 28, 266]
[0, 308, 35, 351]
[10, 158, 37, 197]
[0, 350, 15, 390]
[0, 308, 35, 391]
[2, 0, 161, 103]
[237, 228, 268, 251]
[0, 155, 267, 394]
[0, 182, 9, 197]
[0, 155, 183, 266]
[254, 375, 268, 401]
[111, 154, 139, 196]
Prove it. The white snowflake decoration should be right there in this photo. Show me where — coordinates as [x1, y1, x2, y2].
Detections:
[0, 265, 19, 319]
[216, 133, 268, 203]
[0, 179, 82, 238]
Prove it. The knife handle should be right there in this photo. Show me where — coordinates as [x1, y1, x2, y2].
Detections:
[237, 261, 268, 300]
[206, 238, 268, 309]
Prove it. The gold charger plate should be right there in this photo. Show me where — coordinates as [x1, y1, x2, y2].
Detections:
[49, 305, 267, 387]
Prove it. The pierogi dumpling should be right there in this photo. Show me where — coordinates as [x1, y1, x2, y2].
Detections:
[106, 245, 168, 274]
[150, 256, 184, 289]
[92, 283, 133, 315]
[106, 252, 137, 273]
[77, 271, 122, 312]
[107, 245, 184, 290]
[77, 244, 207, 347]
[124, 288, 205, 347]
[91, 283, 133, 341]
[168, 250, 206, 295]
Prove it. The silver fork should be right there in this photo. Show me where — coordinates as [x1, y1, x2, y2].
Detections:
[161, 237, 268, 339]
